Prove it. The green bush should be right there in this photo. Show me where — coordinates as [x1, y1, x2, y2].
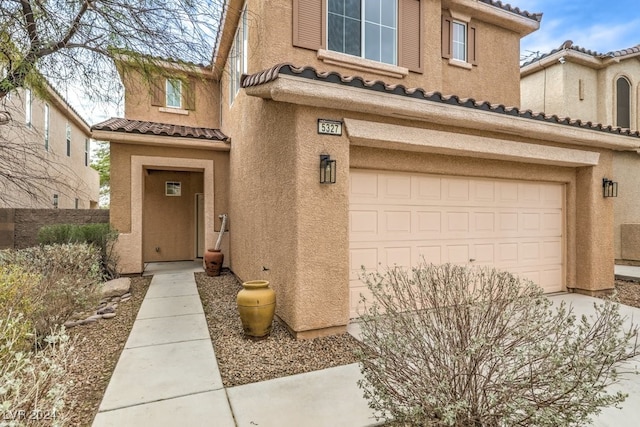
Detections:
[357, 263, 640, 427]
[38, 223, 119, 279]
[0, 244, 102, 340]
[0, 312, 73, 426]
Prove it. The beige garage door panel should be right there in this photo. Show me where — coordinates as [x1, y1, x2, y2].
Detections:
[349, 170, 565, 318]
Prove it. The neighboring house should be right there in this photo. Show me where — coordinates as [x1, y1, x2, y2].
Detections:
[93, 0, 640, 339]
[520, 42, 640, 265]
[0, 85, 100, 209]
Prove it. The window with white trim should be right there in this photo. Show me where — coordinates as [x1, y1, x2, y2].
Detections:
[616, 76, 631, 129]
[25, 89, 32, 125]
[66, 122, 71, 156]
[44, 104, 50, 151]
[452, 21, 467, 62]
[229, 4, 248, 105]
[53, 194, 58, 209]
[166, 79, 182, 108]
[442, 13, 477, 66]
[84, 138, 90, 166]
[327, 0, 397, 65]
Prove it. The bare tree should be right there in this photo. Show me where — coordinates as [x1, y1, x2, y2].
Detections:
[0, 0, 224, 206]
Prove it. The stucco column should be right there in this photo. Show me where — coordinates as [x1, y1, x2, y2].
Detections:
[574, 151, 615, 294]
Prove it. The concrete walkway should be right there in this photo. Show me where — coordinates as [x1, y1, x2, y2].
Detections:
[92, 262, 379, 427]
[93, 262, 640, 426]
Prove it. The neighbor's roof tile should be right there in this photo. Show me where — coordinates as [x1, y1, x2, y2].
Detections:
[91, 118, 229, 141]
[241, 63, 640, 138]
[521, 40, 640, 67]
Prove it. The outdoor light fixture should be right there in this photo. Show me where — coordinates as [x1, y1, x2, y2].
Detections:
[603, 178, 618, 198]
[320, 154, 336, 184]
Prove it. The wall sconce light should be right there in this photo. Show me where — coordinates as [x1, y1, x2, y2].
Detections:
[320, 154, 336, 184]
[603, 178, 618, 198]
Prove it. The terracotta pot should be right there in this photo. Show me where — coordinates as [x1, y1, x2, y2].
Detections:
[204, 249, 224, 276]
[237, 280, 276, 338]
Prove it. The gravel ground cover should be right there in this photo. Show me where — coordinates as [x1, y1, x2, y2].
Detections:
[65, 276, 151, 427]
[195, 271, 360, 387]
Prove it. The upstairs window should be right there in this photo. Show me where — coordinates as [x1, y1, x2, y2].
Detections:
[166, 79, 182, 108]
[616, 77, 631, 129]
[25, 89, 32, 125]
[84, 138, 90, 166]
[66, 122, 71, 156]
[229, 4, 248, 105]
[293, 0, 422, 73]
[53, 194, 58, 209]
[442, 13, 477, 66]
[327, 0, 397, 65]
[44, 104, 50, 151]
[451, 21, 467, 62]
[151, 77, 195, 110]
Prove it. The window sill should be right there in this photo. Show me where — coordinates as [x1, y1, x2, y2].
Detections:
[448, 58, 473, 70]
[159, 107, 189, 115]
[317, 49, 409, 79]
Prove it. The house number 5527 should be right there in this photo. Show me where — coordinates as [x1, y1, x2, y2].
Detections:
[317, 119, 343, 136]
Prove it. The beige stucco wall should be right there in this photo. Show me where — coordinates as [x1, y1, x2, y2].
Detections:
[120, 66, 220, 128]
[0, 88, 100, 208]
[224, 69, 617, 336]
[614, 151, 640, 260]
[229, 0, 526, 108]
[521, 56, 640, 129]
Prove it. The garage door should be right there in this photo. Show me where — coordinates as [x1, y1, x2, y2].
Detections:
[349, 170, 564, 318]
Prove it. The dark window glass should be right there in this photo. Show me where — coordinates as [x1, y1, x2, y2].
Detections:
[344, 16, 361, 56]
[617, 77, 631, 129]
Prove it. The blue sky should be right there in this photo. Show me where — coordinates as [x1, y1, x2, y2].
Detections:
[518, 0, 640, 58]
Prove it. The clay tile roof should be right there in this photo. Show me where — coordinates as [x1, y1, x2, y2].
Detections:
[242, 63, 640, 139]
[479, 0, 542, 22]
[521, 40, 640, 66]
[91, 118, 229, 141]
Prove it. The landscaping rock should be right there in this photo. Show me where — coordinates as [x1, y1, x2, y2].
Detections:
[64, 321, 79, 329]
[79, 318, 98, 325]
[102, 313, 116, 319]
[97, 306, 115, 315]
[120, 296, 131, 303]
[101, 278, 131, 298]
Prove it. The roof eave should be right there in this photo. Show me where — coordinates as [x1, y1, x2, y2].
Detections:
[244, 74, 639, 151]
[443, 0, 540, 36]
[521, 49, 606, 77]
[91, 129, 231, 150]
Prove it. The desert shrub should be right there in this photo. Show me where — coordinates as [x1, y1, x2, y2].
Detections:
[0, 244, 102, 340]
[0, 266, 40, 353]
[38, 223, 119, 280]
[0, 312, 73, 426]
[356, 263, 640, 427]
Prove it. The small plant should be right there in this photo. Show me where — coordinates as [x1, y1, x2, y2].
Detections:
[0, 244, 102, 340]
[38, 223, 119, 279]
[0, 312, 73, 426]
[356, 263, 640, 427]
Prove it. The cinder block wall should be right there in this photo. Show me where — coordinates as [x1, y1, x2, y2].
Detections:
[0, 209, 110, 250]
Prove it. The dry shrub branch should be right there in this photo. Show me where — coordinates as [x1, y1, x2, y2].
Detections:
[357, 263, 640, 427]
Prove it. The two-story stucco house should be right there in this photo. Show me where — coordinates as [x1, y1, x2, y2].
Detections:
[93, 0, 640, 339]
[520, 42, 640, 267]
[1, 84, 100, 209]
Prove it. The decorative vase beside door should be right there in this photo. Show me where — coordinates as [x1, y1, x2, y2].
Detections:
[237, 280, 276, 338]
[204, 249, 224, 276]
